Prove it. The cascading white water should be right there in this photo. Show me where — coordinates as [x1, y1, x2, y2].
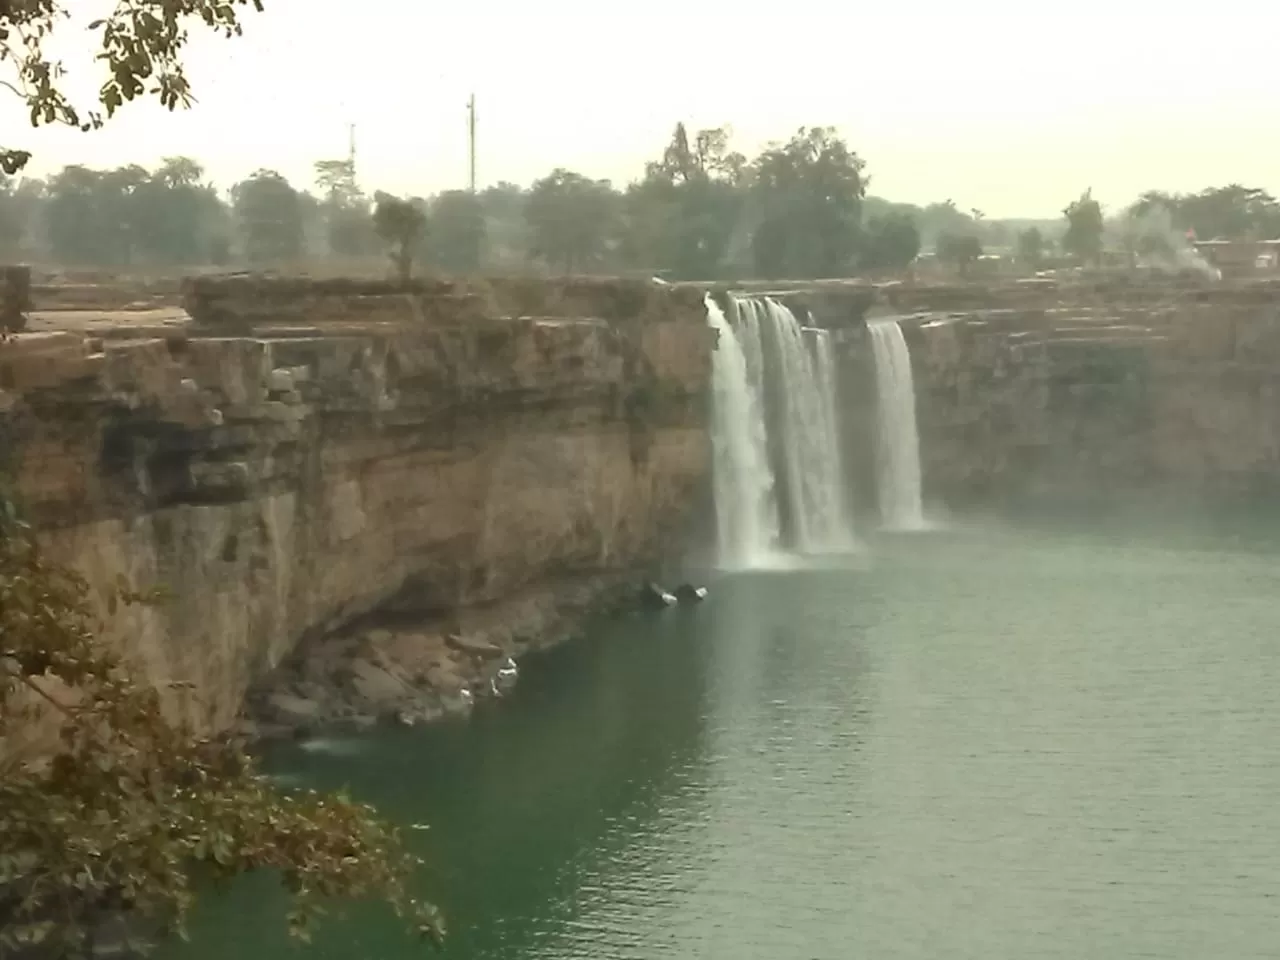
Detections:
[730, 297, 770, 426]
[706, 295, 780, 567]
[868, 320, 926, 530]
[761, 299, 853, 552]
[706, 292, 855, 564]
[808, 327, 851, 538]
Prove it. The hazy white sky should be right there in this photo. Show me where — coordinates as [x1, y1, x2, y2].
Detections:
[3, 0, 1277, 217]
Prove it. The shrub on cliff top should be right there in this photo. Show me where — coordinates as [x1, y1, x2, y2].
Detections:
[0, 510, 442, 956]
[373, 193, 428, 283]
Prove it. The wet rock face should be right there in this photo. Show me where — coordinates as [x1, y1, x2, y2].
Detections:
[2, 276, 713, 734]
[885, 282, 1280, 507]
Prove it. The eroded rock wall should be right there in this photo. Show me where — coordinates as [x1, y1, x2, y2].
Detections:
[0, 277, 712, 732]
[887, 281, 1280, 507]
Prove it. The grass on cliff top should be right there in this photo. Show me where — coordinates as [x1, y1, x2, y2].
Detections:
[0, 505, 443, 956]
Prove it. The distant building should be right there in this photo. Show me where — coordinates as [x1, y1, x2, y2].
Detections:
[1258, 240, 1280, 270]
[1193, 239, 1280, 274]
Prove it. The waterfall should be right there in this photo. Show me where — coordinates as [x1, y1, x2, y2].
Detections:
[809, 328, 851, 541]
[706, 293, 855, 563]
[706, 295, 780, 567]
[763, 299, 852, 551]
[868, 320, 926, 530]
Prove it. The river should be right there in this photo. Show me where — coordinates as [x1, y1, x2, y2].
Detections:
[172, 514, 1280, 960]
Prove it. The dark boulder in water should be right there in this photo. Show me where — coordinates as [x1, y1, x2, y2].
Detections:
[674, 583, 708, 603]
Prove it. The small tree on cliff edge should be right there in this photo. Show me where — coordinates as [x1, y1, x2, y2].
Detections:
[0, 509, 444, 955]
[373, 192, 428, 282]
[0, 1, 269, 175]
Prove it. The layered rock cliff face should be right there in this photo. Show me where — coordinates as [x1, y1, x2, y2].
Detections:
[875, 280, 1280, 508]
[0, 277, 713, 733]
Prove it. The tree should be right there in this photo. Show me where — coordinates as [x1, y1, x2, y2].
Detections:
[372, 192, 427, 282]
[36, 159, 230, 267]
[913, 199, 977, 248]
[477, 182, 529, 269]
[860, 213, 920, 272]
[0, 511, 442, 956]
[129, 157, 227, 265]
[649, 123, 746, 185]
[1062, 189, 1105, 264]
[935, 231, 983, 276]
[524, 169, 619, 274]
[0, 175, 33, 258]
[232, 170, 305, 264]
[1130, 190, 1178, 221]
[1130, 184, 1280, 241]
[313, 160, 359, 208]
[313, 160, 374, 258]
[0, 0, 266, 174]
[622, 123, 746, 280]
[43, 164, 149, 266]
[1016, 227, 1045, 269]
[427, 191, 486, 273]
[749, 127, 866, 279]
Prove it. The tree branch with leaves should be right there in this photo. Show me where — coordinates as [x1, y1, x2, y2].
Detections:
[0, 0, 266, 174]
[0, 508, 443, 956]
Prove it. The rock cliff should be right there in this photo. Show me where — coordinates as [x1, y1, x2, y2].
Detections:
[0, 276, 713, 733]
[860, 279, 1280, 509]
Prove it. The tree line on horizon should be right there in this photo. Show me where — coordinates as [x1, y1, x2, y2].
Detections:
[1, 125, 1279, 281]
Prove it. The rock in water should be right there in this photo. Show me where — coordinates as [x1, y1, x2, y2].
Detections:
[674, 583, 708, 603]
[494, 656, 519, 693]
[641, 581, 678, 609]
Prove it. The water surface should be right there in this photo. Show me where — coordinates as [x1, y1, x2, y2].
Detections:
[174, 518, 1280, 960]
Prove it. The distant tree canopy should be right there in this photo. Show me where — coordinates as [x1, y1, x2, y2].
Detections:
[524, 169, 619, 274]
[750, 127, 867, 279]
[0, 125, 894, 280]
[936, 231, 983, 275]
[1062, 189, 1105, 264]
[232, 170, 304, 265]
[1017, 227, 1045, 268]
[860, 213, 921, 272]
[428, 190, 487, 273]
[623, 123, 747, 280]
[314, 159, 376, 258]
[1, 119, 1273, 279]
[1129, 185, 1280, 241]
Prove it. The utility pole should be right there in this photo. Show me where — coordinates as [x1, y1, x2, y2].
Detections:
[347, 122, 357, 180]
[467, 94, 477, 194]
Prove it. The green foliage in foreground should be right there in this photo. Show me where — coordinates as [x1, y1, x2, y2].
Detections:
[0, 0, 269, 176]
[0, 513, 442, 957]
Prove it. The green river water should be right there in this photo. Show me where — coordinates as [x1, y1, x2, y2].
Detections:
[171, 514, 1280, 959]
